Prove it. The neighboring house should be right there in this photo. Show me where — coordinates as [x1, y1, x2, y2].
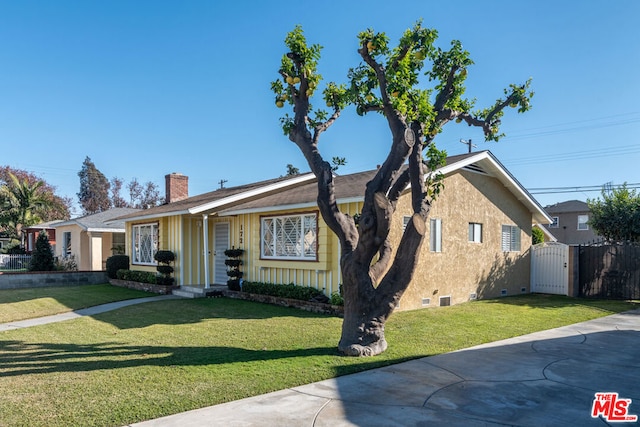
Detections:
[53, 208, 140, 271]
[543, 200, 601, 245]
[120, 151, 551, 310]
[23, 220, 63, 253]
[0, 231, 12, 251]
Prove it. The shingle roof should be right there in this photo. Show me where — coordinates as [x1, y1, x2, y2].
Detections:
[544, 200, 589, 214]
[54, 208, 141, 231]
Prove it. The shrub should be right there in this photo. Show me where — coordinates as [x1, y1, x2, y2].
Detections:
[55, 254, 78, 271]
[241, 281, 325, 302]
[154, 250, 175, 286]
[330, 292, 344, 306]
[116, 269, 157, 284]
[106, 255, 130, 279]
[29, 231, 55, 272]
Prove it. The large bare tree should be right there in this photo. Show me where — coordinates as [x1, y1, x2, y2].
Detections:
[271, 23, 532, 356]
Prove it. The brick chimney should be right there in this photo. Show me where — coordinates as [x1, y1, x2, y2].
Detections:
[165, 173, 188, 203]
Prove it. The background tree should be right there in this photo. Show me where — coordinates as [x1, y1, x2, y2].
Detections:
[588, 184, 640, 242]
[29, 230, 55, 271]
[78, 156, 111, 214]
[0, 172, 58, 246]
[272, 23, 532, 356]
[285, 164, 300, 176]
[110, 177, 128, 208]
[532, 226, 545, 245]
[0, 166, 71, 243]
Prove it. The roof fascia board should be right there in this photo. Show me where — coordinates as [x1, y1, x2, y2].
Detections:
[188, 173, 316, 215]
[220, 196, 364, 216]
[86, 228, 125, 233]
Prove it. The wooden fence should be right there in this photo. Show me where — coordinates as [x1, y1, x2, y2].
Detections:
[578, 241, 640, 299]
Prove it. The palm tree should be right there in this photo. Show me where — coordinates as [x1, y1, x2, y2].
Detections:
[0, 173, 51, 247]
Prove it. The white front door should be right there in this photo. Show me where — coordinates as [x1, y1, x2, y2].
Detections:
[213, 223, 230, 285]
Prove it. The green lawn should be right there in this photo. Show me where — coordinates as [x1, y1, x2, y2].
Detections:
[0, 284, 155, 323]
[0, 291, 636, 427]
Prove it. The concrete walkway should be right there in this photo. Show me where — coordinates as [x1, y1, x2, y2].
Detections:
[0, 295, 178, 331]
[128, 309, 640, 427]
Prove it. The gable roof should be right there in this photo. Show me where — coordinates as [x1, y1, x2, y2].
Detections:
[544, 200, 589, 214]
[54, 208, 141, 232]
[220, 151, 552, 225]
[117, 173, 316, 222]
[24, 220, 65, 230]
[119, 151, 551, 225]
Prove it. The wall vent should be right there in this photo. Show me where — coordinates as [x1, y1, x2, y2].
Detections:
[501, 289, 508, 296]
[422, 298, 431, 306]
[439, 296, 451, 307]
[521, 287, 527, 293]
[469, 293, 477, 300]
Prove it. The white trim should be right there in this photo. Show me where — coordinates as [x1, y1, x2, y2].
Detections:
[220, 196, 363, 216]
[86, 227, 125, 233]
[189, 173, 316, 214]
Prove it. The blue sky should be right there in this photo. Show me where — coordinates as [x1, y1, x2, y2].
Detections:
[1, 1, 639, 216]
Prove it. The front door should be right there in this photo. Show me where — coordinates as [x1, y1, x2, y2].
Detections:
[213, 223, 230, 285]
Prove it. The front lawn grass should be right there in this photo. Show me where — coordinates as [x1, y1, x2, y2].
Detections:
[0, 284, 155, 323]
[0, 294, 636, 427]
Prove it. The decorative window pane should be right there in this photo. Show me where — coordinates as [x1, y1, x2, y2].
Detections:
[501, 225, 521, 252]
[550, 217, 559, 228]
[577, 215, 589, 230]
[261, 213, 317, 260]
[468, 223, 482, 243]
[132, 223, 158, 264]
[430, 218, 442, 253]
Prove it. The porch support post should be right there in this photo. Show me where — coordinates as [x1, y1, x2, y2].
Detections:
[202, 214, 210, 289]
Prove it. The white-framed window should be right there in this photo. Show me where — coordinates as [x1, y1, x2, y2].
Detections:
[468, 223, 482, 243]
[577, 215, 589, 230]
[261, 213, 317, 260]
[501, 225, 521, 252]
[549, 216, 559, 228]
[402, 215, 411, 232]
[430, 218, 442, 252]
[132, 223, 158, 265]
[63, 232, 72, 257]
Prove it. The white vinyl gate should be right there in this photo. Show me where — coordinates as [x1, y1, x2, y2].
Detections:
[531, 242, 569, 295]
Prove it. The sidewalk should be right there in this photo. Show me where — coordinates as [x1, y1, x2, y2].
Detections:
[0, 295, 178, 332]
[128, 309, 640, 426]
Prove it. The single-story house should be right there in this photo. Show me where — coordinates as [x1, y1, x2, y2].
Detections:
[23, 220, 63, 253]
[119, 151, 551, 310]
[53, 207, 140, 271]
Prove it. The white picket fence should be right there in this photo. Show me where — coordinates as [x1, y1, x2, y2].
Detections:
[0, 254, 32, 271]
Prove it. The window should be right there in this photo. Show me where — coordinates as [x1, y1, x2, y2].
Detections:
[577, 215, 589, 230]
[468, 223, 482, 243]
[261, 213, 317, 260]
[63, 232, 72, 257]
[402, 216, 411, 232]
[501, 225, 521, 252]
[430, 218, 442, 252]
[132, 223, 158, 265]
[550, 217, 559, 228]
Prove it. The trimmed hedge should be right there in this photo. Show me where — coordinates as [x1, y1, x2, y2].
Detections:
[116, 269, 157, 284]
[106, 255, 130, 279]
[241, 281, 324, 302]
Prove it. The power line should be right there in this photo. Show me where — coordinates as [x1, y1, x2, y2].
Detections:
[528, 182, 640, 195]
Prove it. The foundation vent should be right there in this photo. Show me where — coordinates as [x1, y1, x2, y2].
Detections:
[501, 289, 508, 296]
[469, 293, 477, 300]
[521, 287, 527, 293]
[439, 296, 451, 307]
[422, 298, 431, 306]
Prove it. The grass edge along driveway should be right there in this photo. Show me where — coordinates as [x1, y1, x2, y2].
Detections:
[0, 291, 637, 427]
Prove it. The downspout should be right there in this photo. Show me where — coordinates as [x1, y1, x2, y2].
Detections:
[202, 213, 210, 289]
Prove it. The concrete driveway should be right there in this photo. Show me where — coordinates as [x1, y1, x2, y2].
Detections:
[130, 309, 640, 426]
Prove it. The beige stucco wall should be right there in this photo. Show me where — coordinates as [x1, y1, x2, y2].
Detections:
[395, 170, 532, 310]
[127, 169, 534, 308]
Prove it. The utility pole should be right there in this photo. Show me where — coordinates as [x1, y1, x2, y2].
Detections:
[460, 139, 476, 153]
